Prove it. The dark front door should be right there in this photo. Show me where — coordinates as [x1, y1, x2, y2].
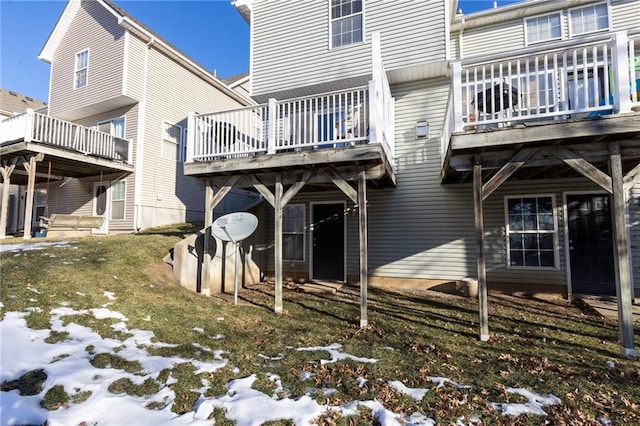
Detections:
[312, 203, 344, 281]
[567, 194, 615, 295]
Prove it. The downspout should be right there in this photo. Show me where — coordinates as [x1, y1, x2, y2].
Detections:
[134, 36, 155, 231]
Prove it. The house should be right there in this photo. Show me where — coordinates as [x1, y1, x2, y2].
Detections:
[182, 0, 639, 357]
[0, 89, 48, 235]
[0, 0, 255, 239]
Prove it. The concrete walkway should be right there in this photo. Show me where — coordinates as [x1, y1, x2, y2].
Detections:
[580, 297, 640, 323]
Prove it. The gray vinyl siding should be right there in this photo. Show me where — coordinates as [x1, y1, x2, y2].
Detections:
[49, 0, 126, 116]
[123, 33, 146, 102]
[136, 37, 247, 229]
[251, 0, 447, 97]
[610, 0, 640, 30]
[461, 21, 524, 58]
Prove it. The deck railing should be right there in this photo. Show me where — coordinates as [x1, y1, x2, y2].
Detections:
[452, 30, 640, 133]
[0, 110, 131, 163]
[187, 83, 396, 170]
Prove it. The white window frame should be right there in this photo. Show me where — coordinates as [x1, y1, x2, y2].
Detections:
[504, 194, 559, 270]
[524, 12, 563, 45]
[329, 0, 364, 49]
[162, 121, 183, 161]
[283, 204, 305, 262]
[97, 117, 125, 138]
[568, 1, 610, 38]
[110, 180, 126, 220]
[74, 49, 89, 89]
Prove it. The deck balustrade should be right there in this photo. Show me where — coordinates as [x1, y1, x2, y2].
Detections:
[452, 30, 640, 134]
[0, 110, 131, 163]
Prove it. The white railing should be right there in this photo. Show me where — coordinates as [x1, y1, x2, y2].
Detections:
[452, 31, 639, 133]
[629, 31, 640, 107]
[0, 110, 131, 163]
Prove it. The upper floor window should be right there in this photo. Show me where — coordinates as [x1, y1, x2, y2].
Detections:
[75, 49, 89, 89]
[525, 13, 561, 45]
[569, 3, 609, 36]
[505, 195, 558, 269]
[162, 121, 183, 161]
[330, 0, 363, 48]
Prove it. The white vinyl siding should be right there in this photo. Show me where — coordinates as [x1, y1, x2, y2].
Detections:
[569, 2, 610, 37]
[283, 204, 305, 261]
[111, 180, 126, 220]
[74, 49, 89, 89]
[162, 121, 183, 161]
[330, 0, 363, 48]
[525, 13, 562, 45]
[505, 195, 558, 269]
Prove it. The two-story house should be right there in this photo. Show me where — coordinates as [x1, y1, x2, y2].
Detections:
[182, 0, 639, 357]
[0, 0, 254, 239]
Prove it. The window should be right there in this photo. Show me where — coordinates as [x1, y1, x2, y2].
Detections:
[330, 0, 363, 48]
[111, 181, 125, 220]
[569, 3, 609, 36]
[98, 117, 125, 138]
[525, 13, 561, 44]
[283, 204, 305, 261]
[75, 49, 89, 89]
[505, 196, 557, 268]
[162, 121, 183, 161]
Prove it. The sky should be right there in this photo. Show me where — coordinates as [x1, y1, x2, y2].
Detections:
[0, 0, 522, 104]
[0, 241, 566, 425]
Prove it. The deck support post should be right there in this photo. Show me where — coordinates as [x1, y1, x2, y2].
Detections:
[358, 168, 368, 328]
[473, 156, 489, 341]
[0, 163, 16, 239]
[274, 174, 283, 314]
[609, 143, 637, 359]
[22, 155, 38, 240]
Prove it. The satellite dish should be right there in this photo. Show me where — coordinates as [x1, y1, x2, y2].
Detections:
[210, 212, 259, 306]
[212, 212, 258, 243]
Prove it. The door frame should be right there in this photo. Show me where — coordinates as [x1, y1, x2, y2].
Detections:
[562, 190, 620, 298]
[309, 200, 347, 282]
[92, 181, 110, 234]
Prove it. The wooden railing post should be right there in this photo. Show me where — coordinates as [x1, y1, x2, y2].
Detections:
[613, 31, 632, 114]
[24, 109, 34, 142]
[267, 98, 277, 154]
[452, 62, 464, 132]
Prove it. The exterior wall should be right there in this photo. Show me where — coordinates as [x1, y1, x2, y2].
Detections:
[135, 34, 248, 230]
[630, 181, 640, 294]
[458, 0, 640, 59]
[250, 0, 447, 97]
[48, 0, 127, 116]
[123, 32, 146, 103]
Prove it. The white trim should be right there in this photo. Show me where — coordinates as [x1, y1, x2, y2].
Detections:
[74, 48, 89, 90]
[524, 11, 563, 46]
[504, 193, 560, 270]
[568, 1, 611, 38]
[309, 200, 347, 282]
[283, 203, 306, 262]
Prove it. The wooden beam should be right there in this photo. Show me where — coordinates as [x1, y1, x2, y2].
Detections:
[473, 157, 489, 341]
[246, 174, 275, 207]
[547, 146, 613, 193]
[358, 168, 368, 328]
[0, 164, 16, 239]
[482, 147, 538, 201]
[208, 175, 241, 211]
[281, 170, 311, 207]
[22, 156, 38, 240]
[623, 161, 640, 192]
[610, 143, 637, 359]
[323, 168, 358, 204]
[274, 175, 283, 314]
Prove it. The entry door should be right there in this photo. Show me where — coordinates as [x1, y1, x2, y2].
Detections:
[92, 182, 109, 234]
[567, 194, 615, 295]
[311, 203, 345, 281]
